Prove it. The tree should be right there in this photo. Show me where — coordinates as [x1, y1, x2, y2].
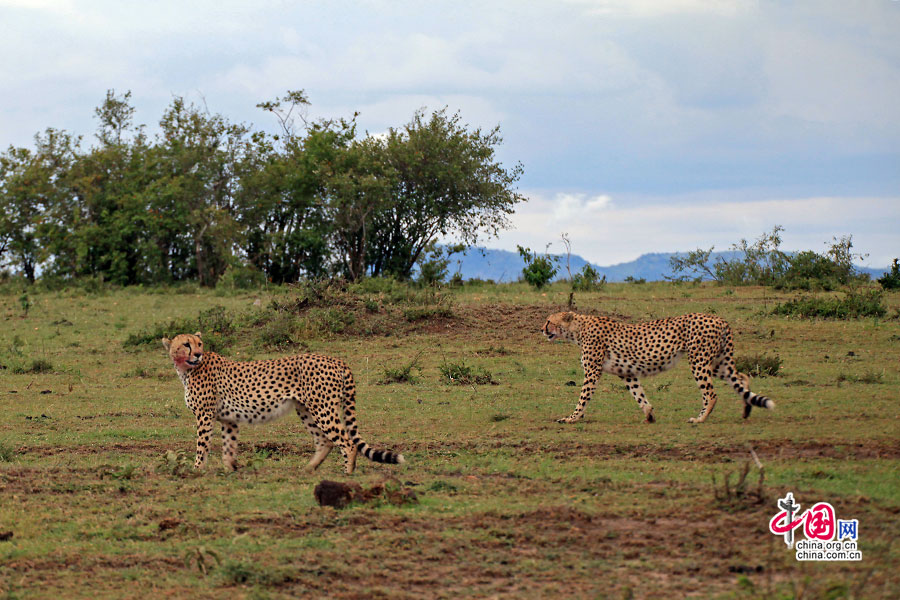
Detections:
[365, 108, 525, 279]
[154, 97, 253, 286]
[0, 128, 80, 282]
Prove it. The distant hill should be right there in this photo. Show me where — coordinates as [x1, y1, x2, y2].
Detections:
[446, 247, 890, 283]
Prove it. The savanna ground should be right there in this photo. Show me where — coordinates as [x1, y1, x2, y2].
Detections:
[0, 280, 898, 599]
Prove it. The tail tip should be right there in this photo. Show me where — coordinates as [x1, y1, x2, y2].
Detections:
[396, 454, 406, 465]
[766, 399, 775, 411]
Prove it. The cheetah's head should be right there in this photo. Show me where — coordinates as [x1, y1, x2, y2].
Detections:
[161, 332, 204, 373]
[542, 312, 577, 342]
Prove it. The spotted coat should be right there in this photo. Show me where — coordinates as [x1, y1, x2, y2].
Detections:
[542, 312, 774, 424]
[162, 332, 404, 474]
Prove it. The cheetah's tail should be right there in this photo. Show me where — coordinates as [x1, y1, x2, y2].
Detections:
[342, 371, 405, 466]
[725, 367, 775, 418]
[355, 440, 406, 465]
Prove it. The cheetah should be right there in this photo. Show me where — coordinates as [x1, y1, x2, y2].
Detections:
[542, 312, 774, 424]
[162, 332, 404, 474]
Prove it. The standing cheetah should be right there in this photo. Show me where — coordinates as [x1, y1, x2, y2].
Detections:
[542, 312, 774, 423]
[162, 332, 404, 474]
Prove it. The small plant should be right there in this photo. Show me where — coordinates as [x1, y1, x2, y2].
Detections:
[712, 449, 766, 510]
[97, 464, 140, 480]
[12, 358, 53, 374]
[877, 258, 900, 290]
[734, 353, 782, 377]
[184, 546, 221, 576]
[518, 245, 558, 289]
[0, 442, 17, 462]
[428, 480, 459, 493]
[490, 413, 511, 422]
[439, 360, 496, 385]
[837, 370, 884, 385]
[379, 352, 423, 384]
[156, 450, 200, 478]
[19, 291, 30, 316]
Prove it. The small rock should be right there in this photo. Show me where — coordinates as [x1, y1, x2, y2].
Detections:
[0, 531, 12, 541]
[565, 380, 577, 386]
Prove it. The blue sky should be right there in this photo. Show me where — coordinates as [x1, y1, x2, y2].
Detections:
[2, 0, 898, 265]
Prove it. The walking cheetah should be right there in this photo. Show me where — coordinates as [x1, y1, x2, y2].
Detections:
[542, 312, 774, 423]
[162, 332, 404, 474]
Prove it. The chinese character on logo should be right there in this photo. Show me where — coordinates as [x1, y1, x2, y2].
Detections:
[837, 519, 859, 541]
[804, 502, 836, 541]
[769, 492, 803, 548]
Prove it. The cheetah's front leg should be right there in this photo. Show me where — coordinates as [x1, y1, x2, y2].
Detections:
[222, 422, 240, 471]
[194, 413, 214, 469]
[557, 367, 600, 423]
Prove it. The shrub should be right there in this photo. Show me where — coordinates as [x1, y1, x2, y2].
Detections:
[439, 360, 496, 385]
[0, 442, 17, 462]
[12, 358, 54, 374]
[772, 290, 886, 319]
[311, 307, 355, 334]
[837, 370, 884, 384]
[518, 245, 558, 289]
[255, 312, 301, 350]
[571, 264, 605, 291]
[877, 259, 900, 290]
[124, 305, 237, 351]
[735, 354, 782, 377]
[379, 353, 423, 384]
[624, 276, 646, 284]
[216, 264, 267, 290]
[776, 250, 842, 291]
[403, 305, 454, 321]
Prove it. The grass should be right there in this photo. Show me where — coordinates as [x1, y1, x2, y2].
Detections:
[0, 280, 898, 598]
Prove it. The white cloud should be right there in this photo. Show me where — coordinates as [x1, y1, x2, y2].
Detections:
[569, 0, 753, 18]
[552, 193, 613, 221]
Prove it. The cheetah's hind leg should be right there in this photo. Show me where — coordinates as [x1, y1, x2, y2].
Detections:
[296, 405, 334, 473]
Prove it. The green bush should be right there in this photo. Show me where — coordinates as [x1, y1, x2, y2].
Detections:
[216, 265, 267, 290]
[379, 353, 423, 384]
[735, 353, 782, 377]
[571, 264, 605, 291]
[776, 250, 842, 291]
[877, 259, 900, 290]
[772, 290, 886, 319]
[124, 305, 237, 351]
[518, 245, 558, 289]
[439, 360, 496, 385]
[255, 312, 300, 350]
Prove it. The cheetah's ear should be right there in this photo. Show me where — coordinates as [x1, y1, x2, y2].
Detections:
[561, 312, 575, 324]
[161, 337, 171, 351]
[194, 331, 202, 338]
